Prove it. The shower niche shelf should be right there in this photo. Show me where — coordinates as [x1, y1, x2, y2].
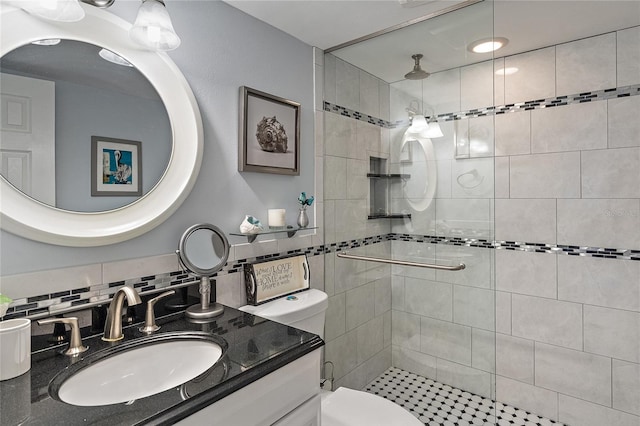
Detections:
[368, 157, 411, 221]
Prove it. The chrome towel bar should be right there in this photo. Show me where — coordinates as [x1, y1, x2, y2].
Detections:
[337, 252, 466, 271]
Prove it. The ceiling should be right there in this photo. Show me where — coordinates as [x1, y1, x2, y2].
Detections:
[225, 0, 640, 83]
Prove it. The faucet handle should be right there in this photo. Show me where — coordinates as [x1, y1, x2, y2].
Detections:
[139, 290, 175, 334]
[37, 317, 89, 356]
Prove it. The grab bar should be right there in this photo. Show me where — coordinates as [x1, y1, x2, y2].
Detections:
[337, 251, 466, 271]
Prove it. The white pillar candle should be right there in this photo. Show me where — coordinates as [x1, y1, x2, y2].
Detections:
[268, 209, 286, 228]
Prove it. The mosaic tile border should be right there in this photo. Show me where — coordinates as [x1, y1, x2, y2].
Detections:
[4, 233, 637, 320]
[324, 84, 640, 129]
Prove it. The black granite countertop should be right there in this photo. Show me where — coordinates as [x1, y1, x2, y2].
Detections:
[0, 306, 324, 426]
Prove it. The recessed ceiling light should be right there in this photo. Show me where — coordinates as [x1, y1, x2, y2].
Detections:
[31, 39, 61, 46]
[468, 37, 509, 53]
[495, 67, 519, 76]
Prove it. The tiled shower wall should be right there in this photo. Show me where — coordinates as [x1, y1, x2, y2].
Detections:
[387, 26, 640, 426]
[323, 25, 640, 425]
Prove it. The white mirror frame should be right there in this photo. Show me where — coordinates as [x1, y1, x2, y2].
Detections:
[0, 4, 203, 246]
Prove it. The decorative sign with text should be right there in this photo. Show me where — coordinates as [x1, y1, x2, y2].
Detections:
[244, 254, 309, 305]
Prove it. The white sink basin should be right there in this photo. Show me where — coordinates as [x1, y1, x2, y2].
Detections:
[51, 332, 225, 407]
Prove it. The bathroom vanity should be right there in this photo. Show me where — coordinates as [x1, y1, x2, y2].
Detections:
[0, 307, 323, 425]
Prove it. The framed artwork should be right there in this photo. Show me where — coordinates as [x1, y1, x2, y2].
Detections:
[91, 136, 142, 196]
[239, 86, 300, 175]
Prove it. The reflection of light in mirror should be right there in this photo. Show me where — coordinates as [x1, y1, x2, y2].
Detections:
[495, 67, 518, 76]
[98, 48, 133, 67]
[420, 121, 443, 138]
[31, 39, 62, 46]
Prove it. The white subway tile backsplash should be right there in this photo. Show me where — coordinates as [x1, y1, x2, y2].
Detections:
[531, 101, 607, 153]
[612, 359, 640, 416]
[420, 316, 472, 366]
[536, 342, 612, 406]
[556, 32, 617, 95]
[496, 250, 557, 299]
[510, 152, 581, 198]
[582, 147, 640, 198]
[512, 295, 583, 350]
[609, 96, 640, 148]
[559, 394, 640, 426]
[617, 26, 640, 87]
[584, 305, 640, 363]
[495, 110, 531, 156]
[557, 199, 640, 249]
[495, 199, 556, 244]
[558, 255, 640, 312]
[504, 46, 556, 105]
[496, 334, 534, 384]
[496, 376, 559, 421]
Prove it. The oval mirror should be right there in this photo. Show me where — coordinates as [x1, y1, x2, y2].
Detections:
[1, 39, 172, 212]
[0, 4, 202, 246]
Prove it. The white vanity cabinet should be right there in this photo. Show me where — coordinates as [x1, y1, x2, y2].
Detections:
[176, 349, 321, 426]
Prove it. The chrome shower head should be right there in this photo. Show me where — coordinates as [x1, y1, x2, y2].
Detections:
[404, 54, 430, 80]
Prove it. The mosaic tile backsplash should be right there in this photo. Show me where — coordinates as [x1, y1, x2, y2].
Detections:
[4, 232, 637, 320]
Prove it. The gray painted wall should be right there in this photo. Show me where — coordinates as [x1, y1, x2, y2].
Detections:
[0, 1, 315, 275]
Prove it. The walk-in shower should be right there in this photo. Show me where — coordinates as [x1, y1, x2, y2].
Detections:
[322, 0, 640, 425]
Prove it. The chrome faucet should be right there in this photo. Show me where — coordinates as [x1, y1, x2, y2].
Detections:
[102, 286, 142, 342]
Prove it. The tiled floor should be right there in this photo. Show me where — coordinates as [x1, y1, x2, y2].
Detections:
[364, 367, 564, 426]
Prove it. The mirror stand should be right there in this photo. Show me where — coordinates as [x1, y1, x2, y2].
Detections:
[186, 276, 224, 319]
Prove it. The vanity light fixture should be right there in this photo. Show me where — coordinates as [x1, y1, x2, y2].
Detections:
[7, 0, 85, 22]
[467, 37, 509, 53]
[129, 0, 181, 51]
[9, 0, 181, 52]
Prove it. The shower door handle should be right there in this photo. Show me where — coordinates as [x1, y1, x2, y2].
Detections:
[336, 251, 465, 271]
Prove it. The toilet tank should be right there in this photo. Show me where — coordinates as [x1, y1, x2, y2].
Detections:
[239, 289, 328, 338]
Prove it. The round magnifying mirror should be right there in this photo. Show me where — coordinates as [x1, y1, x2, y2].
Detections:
[177, 224, 230, 319]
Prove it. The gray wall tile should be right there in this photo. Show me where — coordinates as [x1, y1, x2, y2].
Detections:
[495, 110, 531, 156]
[559, 394, 640, 426]
[612, 359, 640, 416]
[609, 96, 640, 148]
[617, 26, 640, 87]
[584, 305, 640, 363]
[496, 250, 557, 299]
[582, 147, 640, 198]
[421, 316, 472, 366]
[495, 199, 556, 244]
[510, 152, 581, 198]
[504, 47, 556, 105]
[496, 333, 535, 384]
[496, 376, 559, 421]
[404, 278, 452, 321]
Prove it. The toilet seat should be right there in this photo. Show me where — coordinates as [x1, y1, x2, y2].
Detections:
[320, 387, 423, 426]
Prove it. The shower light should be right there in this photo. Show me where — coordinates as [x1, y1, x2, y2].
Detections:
[468, 37, 509, 53]
[495, 67, 518, 76]
[130, 0, 181, 51]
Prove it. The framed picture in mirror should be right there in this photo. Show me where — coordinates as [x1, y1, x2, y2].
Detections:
[91, 136, 142, 196]
[239, 86, 300, 175]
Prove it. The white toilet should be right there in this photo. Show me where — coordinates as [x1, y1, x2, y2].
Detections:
[240, 289, 422, 426]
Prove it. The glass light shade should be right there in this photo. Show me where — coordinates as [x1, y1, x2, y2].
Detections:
[129, 0, 181, 51]
[99, 48, 133, 67]
[421, 121, 443, 139]
[10, 0, 85, 22]
[408, 115, 428, 133]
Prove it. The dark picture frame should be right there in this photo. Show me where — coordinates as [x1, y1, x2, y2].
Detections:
[91, 136, 142, 196]
[239, 86, 300, 175]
